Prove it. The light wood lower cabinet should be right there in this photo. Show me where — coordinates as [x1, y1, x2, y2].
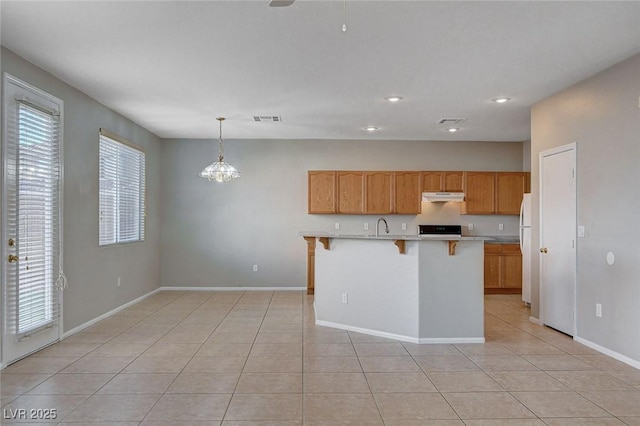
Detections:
[484, 243, 522, 294]
[303, 237, 316, 295]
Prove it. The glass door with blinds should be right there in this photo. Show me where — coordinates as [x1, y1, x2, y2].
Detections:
[2, 74, 64, 367]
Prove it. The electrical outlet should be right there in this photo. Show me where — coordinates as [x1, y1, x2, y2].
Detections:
[364, 223, 369, 230]
[498, 223, 504, 231]
[401, 223, 407, 231]
[596, 303, 602, 317]
[342, 293, 348, 304]
[117, 277, 121, 287]
[578, 226, 585, 237]
[334, 222, 340, 230]
[468, 223, 474, 231]
[253, 264, 258, 272]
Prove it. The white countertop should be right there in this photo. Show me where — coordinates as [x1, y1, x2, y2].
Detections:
[301, 232, 492, 241]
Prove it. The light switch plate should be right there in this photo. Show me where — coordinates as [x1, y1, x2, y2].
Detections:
[578, 226, 585, 237]
[334, 222, 340, 230]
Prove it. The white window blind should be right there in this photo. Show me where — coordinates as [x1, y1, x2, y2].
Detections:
[6, 101, 62, 338]
[99, 131, 145, 246]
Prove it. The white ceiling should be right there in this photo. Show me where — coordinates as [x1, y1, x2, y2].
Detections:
[2, 1, 639, 141]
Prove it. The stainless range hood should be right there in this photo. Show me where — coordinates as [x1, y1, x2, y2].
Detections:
[422, 192, 465, 202]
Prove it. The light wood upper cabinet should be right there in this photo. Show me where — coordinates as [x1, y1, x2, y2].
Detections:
[496, 172, 526, 215]
[461, 172, 495, 215]
[443, 171, 464, 192]
[394, 172, 421, 214]
[308, 171, 336, 213]
[461, 172, 528, 215]
[421, 171, 464, 192]
[365, 172, 393, 214]
[337, 171, 364, 214]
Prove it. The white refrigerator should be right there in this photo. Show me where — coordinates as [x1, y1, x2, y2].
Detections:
[519, 193, 532, 305]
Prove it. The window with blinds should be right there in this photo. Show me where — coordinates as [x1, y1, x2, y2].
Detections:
[4, 99, 63, 338]
[99, 131, 146, 246]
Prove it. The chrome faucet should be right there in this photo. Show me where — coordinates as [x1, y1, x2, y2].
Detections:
[376, 217, 389, 237]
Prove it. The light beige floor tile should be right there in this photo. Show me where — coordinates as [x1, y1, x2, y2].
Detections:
[156, 329, 213, 344]
[243, 356, 302, 373]
[580, 391, 640, 417]
[303, 372, 370, 393]
[0, 373, 52, 395]
[366, 372, 437, 393]
[107, 333, 164, 345]
[443, 391, 536, 419]
[166, 372, 239, 393]
[547, 370, 635, 391]
[258, 323, 303, 333]
[62, 394, 158, 422]
[86, 343, 151, 358]
[511, 391, 610, 417]
[142, 343, 201, 357]
[348, 332, 398, 343]
[374, 392, 459, 420]
[249, 343, 302, 357]
[521, 354, 594, 371]
[60, 356, 135, 374]
[144, 393, 231, 421]
[303, 343, 356, 357]
[454, 343, 514, 356]
[2, 394, 88, 423]
[303, 356, 362, 372]
[428, 371, 503, 392]
[360, 356, 421, 373]
[463, 421, 546, 426]
[487, 370, 568, 391]
[304, 393, 381, 421]
[469, 355, 538, 371]
[403, 344, 462, 356]
[197, 343, 253, 357]
[3, 357, 78, 374]
[225, 394, 302, 420]
[32, 342, 101, 358]
[502, 341, 565, 355]
[98, 373, 177, 394]
[123, 356, 191, 373]
[541, 419, 627, 425]
[575, 355, 640, 372]
[619, 417, 640, 425]
[353, 343, 409, 357]
[303, 331, 351, 344]
[606, 370, 640, 387]
[184, 356, 247, 373]
[383, 421, 464, 426]
[27, 373, 113, 395]
[207, 332, 258, 344]
[62, 331, 119, 344]
[414, 355, 480, 372]
[235, 372, 302, 393]
[254, 333, 302, 344]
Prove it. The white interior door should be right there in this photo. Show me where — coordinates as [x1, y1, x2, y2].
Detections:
[539, 143, 576, 336]
[2, 74, 64, 367]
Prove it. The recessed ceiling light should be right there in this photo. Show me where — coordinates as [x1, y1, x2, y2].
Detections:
[364, 126, 379, 132]
[492, 97, 511, 104]
[385, 96, 403, 102]
[447, 128, 459, 133]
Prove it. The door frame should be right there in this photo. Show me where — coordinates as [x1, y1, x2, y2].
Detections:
[1, 73, 65, 369]
[538, 142, 577, 336]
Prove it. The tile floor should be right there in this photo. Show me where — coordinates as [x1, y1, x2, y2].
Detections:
[1, 291, 639, 425]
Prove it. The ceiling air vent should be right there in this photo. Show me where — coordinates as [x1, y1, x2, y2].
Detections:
[437, 118, 466, 125]
[253, 115, 282, 122]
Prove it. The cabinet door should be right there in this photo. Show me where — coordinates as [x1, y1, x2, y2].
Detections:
[394, 172, 421, 214]
[443, 171, 464, 192]
[501, 244, 523, 289]
[421, 171, 442, 192]
[496, 172, 526, 215]
[461, 172, 495, 214]
[308, 171, 336, 214]
[484, 252, 501, 289]
[337, 171, 364, 214]
[365, 172, 393, 214]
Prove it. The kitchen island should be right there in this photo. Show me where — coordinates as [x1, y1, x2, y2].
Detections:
[302, 233, 489, 343]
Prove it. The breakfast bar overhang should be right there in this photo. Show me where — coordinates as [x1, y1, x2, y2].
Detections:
[303, 234, 489, 344]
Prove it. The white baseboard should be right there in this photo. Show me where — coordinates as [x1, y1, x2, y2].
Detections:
[315, 319, 484, 344]
[159, 286, 306, 292]
[62, 288, 161, 339]
[529, 316, 543, 325]
[574, 336, 640, 370]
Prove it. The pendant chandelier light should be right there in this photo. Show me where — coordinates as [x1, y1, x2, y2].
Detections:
[200, 117, 241, 183]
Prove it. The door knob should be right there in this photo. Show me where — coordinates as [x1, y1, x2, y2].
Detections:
[539, 247, 548, 253]
[8, 254, 19, 263]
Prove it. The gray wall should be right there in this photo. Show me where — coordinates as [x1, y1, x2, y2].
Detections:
[1, 48, 163, 332]
[530, 53, 640, 362]
[160, 138, 524, 287]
